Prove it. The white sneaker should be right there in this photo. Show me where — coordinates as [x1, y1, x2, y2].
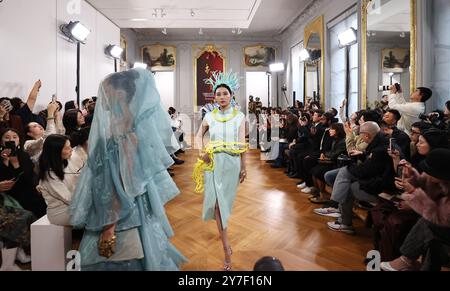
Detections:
[297, 182, 306, 189]
[314, 207, 341, 218]
[16, 248, 31, 264]
[327, 221, 355, 235]
[302, 187, 312, 193]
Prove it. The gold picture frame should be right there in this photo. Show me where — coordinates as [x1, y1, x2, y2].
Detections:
[361, 0, 416, 109]
[193, 45, 227, 112]
[243, 45, 276, 68]
[304, 15, 325, 107]
[141, 43, 176, 71]
[120, 34, 128, 68]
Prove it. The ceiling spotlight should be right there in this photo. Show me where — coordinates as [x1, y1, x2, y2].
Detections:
[399, 32, 406, 38]
[162, 28, 167, 35]
[231, 28, 236, 34]
[60, 21, 91, 43]
[105, 44, 123, 59]
[152, 9, 158, 18]
[161, 9, 167, 18]
[198, 28, 203, 35]
[191, 9, 195, 17]
[237, 28, 242, 35]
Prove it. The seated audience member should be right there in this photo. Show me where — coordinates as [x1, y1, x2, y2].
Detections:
[409, 121, 432, 158]
[398, 128, 449, 173]
[299, 112, 335, 194]
[37, 135, 78, 226]
[309, 123, 347, 203]
[326, 122, 395, 234]
[381, 149, 450, 271]
[0, 190, 35, 271]
[84, 100, 96, 126]
[373, 128, 450, 261]
[69, 127, 89, 171]
[169, 107, 190, 152]
[388, 85, 432, 135]
[24, 101, 62, 166]
[287, 114, 311, 178]
[64, 101, 78, 112]
[293, 110, 325, 185]
[0, 128, 46, 218]
[253, 256, 285, 271]
[63, 109, 85, 136]
[380, 120, 411, 160]
[0, 98, 24, 134]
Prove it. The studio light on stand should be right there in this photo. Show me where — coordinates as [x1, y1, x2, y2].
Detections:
[266, 72, 272, 107]
[60, 21, 91, 108]
[105, 45, 123, 73]
[299, 49, 310, 62]
[337, 27, 357, 119]
[269, 63, 285, 107]
[133, 62, 148, 69]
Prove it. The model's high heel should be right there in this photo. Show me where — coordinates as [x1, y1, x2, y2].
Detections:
[223, 246, 232, 271]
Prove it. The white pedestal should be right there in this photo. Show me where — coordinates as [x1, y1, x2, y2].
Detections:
[31, 215, 72, 271]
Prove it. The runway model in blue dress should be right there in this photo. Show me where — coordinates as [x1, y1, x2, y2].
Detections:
[70, 68, 186, 271]
[193, 71, 248, 271]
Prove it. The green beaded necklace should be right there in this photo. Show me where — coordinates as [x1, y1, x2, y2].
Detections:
[212, 108, 238, 122]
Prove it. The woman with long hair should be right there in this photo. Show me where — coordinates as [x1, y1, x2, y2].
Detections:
[37, 134, 77, 226]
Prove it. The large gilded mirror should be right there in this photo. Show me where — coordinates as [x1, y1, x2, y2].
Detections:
[304, 15, 325, 106]
[362, 0, 416, 108]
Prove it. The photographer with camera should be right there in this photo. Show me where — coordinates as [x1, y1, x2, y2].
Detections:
[388, 84, 432, 136]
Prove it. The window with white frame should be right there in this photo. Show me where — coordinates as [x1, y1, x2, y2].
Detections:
[328, 9, 358, 120]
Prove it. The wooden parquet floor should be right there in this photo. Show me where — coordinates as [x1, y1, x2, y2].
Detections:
[167, 150, 373, 271]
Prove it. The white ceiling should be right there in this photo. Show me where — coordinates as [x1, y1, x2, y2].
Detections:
[87, 0, 312, 38]
[367, 0, 410, 32]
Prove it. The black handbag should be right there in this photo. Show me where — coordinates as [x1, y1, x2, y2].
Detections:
[337, 154, 354, 168]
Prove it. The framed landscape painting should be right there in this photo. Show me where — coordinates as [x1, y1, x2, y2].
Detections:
[141, 44, 176, 71]
[244, 45, 276, 68]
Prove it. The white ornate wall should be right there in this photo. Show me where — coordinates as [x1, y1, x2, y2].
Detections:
[126, 37, 281, 118]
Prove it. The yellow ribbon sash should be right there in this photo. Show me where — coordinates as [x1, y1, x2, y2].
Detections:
[192, 141, 248, 193]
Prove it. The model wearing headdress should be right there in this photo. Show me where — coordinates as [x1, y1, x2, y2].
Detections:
[194, 70, 248, 271]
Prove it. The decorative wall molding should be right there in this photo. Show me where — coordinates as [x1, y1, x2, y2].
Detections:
[279, 0, 329, 41]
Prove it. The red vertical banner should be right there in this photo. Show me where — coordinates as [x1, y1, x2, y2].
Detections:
[195, 46, 225, 109]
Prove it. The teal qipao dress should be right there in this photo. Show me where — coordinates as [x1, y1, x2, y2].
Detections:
[70, 69, 186, 271]
[200, 107, 246, 229]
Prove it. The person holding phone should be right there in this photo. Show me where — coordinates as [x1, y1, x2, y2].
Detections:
[24, 101, 61, 167]
[381, 149, 450, 271]
[0, 98, 24, 134]
[0, 128, 46, 218]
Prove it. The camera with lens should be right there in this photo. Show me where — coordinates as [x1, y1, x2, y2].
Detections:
[281, 85, 287, 92]
[419, 111, 444, 129]
[378, 83, 401, 92]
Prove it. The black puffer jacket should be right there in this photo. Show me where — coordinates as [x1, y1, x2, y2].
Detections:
[348, 133, 396, 195]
